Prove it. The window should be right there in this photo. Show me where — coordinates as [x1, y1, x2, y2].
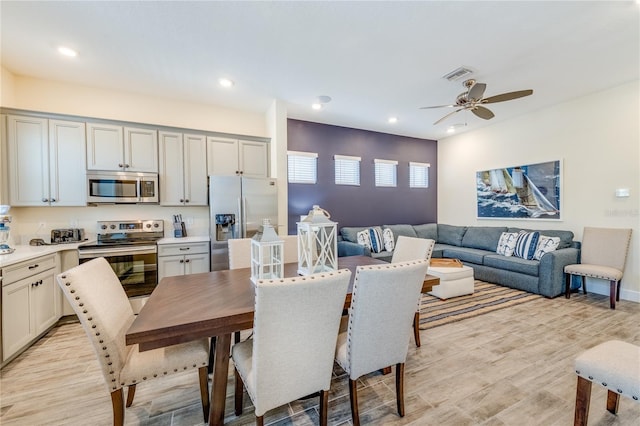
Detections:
[409, 162, 430, 188]
[287, 151, 318, 184]
[374, 159, 397, 187]
[334, 155, 361, 186]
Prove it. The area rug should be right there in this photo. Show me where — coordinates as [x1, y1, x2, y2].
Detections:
[419, 280, 542, 330]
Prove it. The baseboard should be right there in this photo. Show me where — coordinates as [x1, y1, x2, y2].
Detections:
[584, 278, 640, 303]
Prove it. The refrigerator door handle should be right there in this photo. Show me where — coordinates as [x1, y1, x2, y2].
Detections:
[242, 196, 248, 238]
[237, 197, 244, 238]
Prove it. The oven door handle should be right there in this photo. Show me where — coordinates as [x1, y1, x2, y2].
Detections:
[78, 246, 157, 258]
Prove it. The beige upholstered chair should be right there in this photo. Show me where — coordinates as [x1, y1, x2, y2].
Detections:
[391, 236, 435, 347]
[232, 269, 351, 425]
[228, 238, 252, 269]
[56, 258, 210, 426]
[335, 260, 430, 425]
[281, 234, 299, 264]
[565, 227, 632, 309]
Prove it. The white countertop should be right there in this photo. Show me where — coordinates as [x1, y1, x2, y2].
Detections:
[157, 236, 210, 245]
[0, 242, 87, 269]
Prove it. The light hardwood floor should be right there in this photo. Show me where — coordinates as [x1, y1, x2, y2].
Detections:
[1, 290, 639, 425]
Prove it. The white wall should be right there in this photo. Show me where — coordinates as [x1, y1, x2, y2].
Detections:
[438, 81, 640, 301]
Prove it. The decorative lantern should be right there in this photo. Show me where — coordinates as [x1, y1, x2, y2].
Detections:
[297, 205, 337, 276]
[250, 219, 284, 283]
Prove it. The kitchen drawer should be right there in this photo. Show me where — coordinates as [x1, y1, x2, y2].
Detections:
[158, 242, 209, 257]
[2, 254, 57, 286]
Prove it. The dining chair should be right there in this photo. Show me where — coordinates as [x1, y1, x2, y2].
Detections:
[56, 258, 210, 426]
[228, 237, 252, 269]
[391, 236, 435, 347]
[282, 234, 299, 264]
[564, 227, 632, 309]
[232, 269, 352, 425]
[335, 260, 429, 426]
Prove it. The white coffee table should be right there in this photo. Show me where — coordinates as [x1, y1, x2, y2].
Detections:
[427, 264, 474, 299]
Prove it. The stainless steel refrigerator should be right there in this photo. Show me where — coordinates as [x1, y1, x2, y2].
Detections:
[209, 175, 278, 271]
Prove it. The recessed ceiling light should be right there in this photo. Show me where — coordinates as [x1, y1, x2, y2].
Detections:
[57, 46, 77, 57]
[447, 126, 456, 134]
[311, 103, 323, 110]
[219, 78, 234, 88]
[388, 117, 398, 124]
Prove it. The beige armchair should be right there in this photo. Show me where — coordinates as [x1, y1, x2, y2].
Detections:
[232, 269, 352, 425]
[391, 236, 435, 347]
[335, 260, 430, 425]
[565, 227, 632, 309]
[56, 258, 210, 426]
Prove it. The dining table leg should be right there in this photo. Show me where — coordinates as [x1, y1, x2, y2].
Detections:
[209, 332, 232, 426]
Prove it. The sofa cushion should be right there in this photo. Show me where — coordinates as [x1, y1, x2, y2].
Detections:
[462, 226, 508, 251]
[340, 226, 368, 243]
[483, 254, 539, 277]
[441, 247, 491, 264]
[413, 223, 438, 240]
[513, 231, 540, 260]
[383, 224, 417, 241]
[437, 224, 467, 246]
[533, 235, 561, 260]
[508, 228, 574, 249]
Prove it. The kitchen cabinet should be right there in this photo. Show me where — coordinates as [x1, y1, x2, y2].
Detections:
[2, 253, 61, 363]
[158, 242, 209, 281]
[159, 131, 207, 206]
[86, 123, 158, 172]
[206, 136, 269, 178]
[7, 116, 86, 206]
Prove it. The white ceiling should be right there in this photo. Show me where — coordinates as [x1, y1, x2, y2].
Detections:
[1, 1, 638, 140]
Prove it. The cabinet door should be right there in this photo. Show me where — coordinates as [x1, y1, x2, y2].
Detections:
[2, 279, 33, 361]
[184, 253, 210, 275]
[239, 140, 269, 178]
[49, 120, 86, 206]
[207, 137, 239, 176]
[125, 127, 158, 172]
[183, 134, 208, 205]
[158, 256, 186, 281]
[32, 271, 59, 335]
[86, 123, 124, 171]
[7, 115, 49, 206]
[159, 131, 185, 206]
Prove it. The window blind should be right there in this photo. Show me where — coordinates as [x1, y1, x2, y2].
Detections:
[334, 155, 361, 186]
[409, 162, 430, 188]
[287, 151, 318, 184]
[374, 159, 397, 187]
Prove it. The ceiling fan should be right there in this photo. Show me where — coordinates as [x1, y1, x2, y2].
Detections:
[420, 79, 533, 125]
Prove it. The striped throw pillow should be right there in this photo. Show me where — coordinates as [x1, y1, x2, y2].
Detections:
[367, 227, 384, 253]
[513, 231, 540, 260]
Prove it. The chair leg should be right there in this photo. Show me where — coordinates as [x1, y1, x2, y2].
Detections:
[256, 415, 264, 426]
[565, 273, 572, 299]
[348, 378, 360, 426]
[110, 388, 125, 426]
[319, 389, 329, 426]
[582, 276, 588, 294]
[609, 280, 617, 309]
[606, 390, 620, 414]
[413, 312, 421, 347]
[125, 384, 136, 407]
[574, 376, 592, 426]
[198, 366, 210, 422]
[208, 336, 216, 375]
[616, 281, 621, 302]
[396, 363, 405, 417]
[234, 367, 244, 416]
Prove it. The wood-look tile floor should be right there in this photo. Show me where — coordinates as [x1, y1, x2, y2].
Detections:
[2, 291, 639, 425]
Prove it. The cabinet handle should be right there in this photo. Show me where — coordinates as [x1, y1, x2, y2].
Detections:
[28, 264, 39, 270]
[185, 259, 190, 263]
[51, 198, 56, 202]
[42, 198, 48, 202]
[179, 199, 184, 203]
[118, 163, 124, 168]
[179, 247, 190, 251]
[124, 164, 130, 168]
[185, 199, 189, 203]
[179, 259, 184, 263]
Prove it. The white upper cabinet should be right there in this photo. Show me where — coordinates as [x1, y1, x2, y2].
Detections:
[206, 137, 269, 178]
[159, 132, 207, 206]
[86, 123, 158, 172]
[7, 115, 86, 206]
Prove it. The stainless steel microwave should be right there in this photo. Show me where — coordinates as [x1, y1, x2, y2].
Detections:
[86, 171, 159, 204]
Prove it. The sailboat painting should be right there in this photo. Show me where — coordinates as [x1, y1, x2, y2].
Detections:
[476, 160, 561, 220]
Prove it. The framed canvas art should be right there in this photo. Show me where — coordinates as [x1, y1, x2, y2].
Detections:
[476, 160, 561, 220]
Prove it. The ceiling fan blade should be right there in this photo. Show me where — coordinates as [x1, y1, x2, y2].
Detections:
[434, 108, 464, 125]
[419, 104, 457, 109]
[471, 106, 495, 120]
[482, 89, 533, 104]
[467, 82, 486, 101]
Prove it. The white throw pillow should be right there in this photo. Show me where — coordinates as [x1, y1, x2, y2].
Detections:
[382, 228, 395, 252]
[496, 231, 519, 256]
[356, 229, 371, 250]
[533, 235, 561, 260]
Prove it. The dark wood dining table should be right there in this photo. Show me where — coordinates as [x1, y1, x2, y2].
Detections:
[126, 256, 439, 425]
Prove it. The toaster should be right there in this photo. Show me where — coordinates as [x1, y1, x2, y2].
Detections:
[51, 228, 85, 244]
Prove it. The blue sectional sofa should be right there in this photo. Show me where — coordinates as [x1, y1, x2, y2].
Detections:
[338, 223, 580, 298]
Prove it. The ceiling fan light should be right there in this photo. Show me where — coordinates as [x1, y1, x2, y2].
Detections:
[388, 117, 398, 124]
[311, 103, 323, 110]
[219, 78, 234, 88]
[57, 46, 77, 57]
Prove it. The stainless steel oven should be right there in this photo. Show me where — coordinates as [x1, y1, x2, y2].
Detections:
[78, 220, 163, 309]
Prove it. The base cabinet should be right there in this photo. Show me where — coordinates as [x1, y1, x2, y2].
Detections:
[158, 242, 210, 281]
[1, 254, 61, 364]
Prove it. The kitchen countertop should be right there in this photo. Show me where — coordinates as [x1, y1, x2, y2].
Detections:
[0, 242, 88, 269]
[157, 236, 210, 245]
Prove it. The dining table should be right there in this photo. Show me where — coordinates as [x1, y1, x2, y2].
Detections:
[126, 255, 439, 425]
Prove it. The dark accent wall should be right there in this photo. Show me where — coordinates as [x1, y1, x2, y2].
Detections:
[287, 119, 438, 234]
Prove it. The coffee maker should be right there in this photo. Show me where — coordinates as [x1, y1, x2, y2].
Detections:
[0, 205, 14, 255]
